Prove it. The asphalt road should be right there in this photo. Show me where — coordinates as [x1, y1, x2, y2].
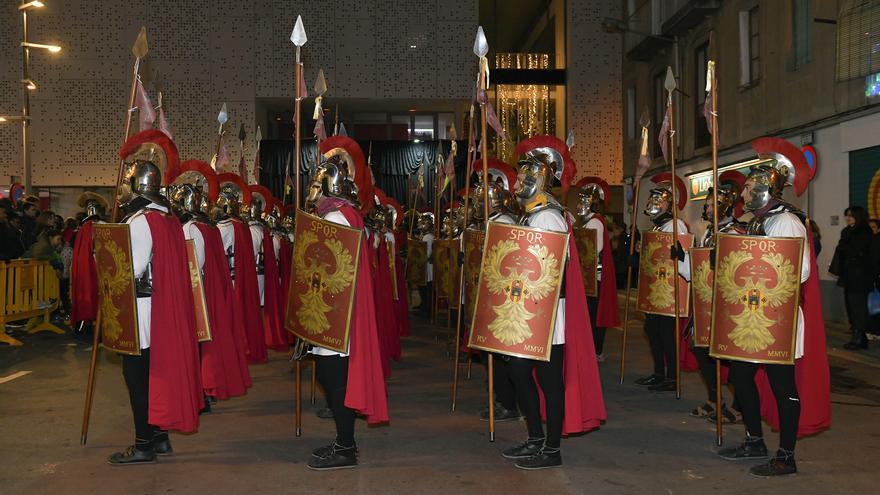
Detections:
[1, 312, 878, 495]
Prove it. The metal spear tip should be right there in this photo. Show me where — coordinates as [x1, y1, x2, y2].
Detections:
[218, 103, 228, 125]
[664, 66, 676, 91]
[639, 108, 651, 128]
[238, 123, 246, 141]
[473, 26, 488, 57]
[132, 26, 148, 59]
[448, 124, 458, 140]
[255, 126, 262, 146]
[290, 15, 307, 47]
[314, 68, 327, 95]
[566, 129, 575, 150]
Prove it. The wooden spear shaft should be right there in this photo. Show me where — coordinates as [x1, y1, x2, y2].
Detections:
[619, 180, 641, 384]
[111, 58, 141, 222]
[294, 58, 303, 211]
[80, 309, 102, 445]
[667, 90, 683, 401]
[452, 105, 476, 412]
[708, 59, 723, 446]
[477, 70, 495, 443]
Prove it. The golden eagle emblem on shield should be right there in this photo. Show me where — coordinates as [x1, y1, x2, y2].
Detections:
[715, 251, 798, 353]
[482, 240, 561, 346]
[293, 230, 357, 335]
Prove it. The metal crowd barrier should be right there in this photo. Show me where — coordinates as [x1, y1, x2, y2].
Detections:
[0, 259, 65, 346]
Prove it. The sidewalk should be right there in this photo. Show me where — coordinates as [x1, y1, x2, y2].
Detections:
[824, 320, 880, 368]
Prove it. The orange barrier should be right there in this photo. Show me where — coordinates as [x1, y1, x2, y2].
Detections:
[0, 259, 65, 346]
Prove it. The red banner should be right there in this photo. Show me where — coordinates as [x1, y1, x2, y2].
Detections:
[468, 223, 569, 361]
[637, 230, 693, 317]
[285, 210, 363, 354]
[573, 227, 598, 297]
[93, 223, 140, 355]
[710, 233, 804, 365]
[690, 247, 713, 347]
[185, 239, 212, 342]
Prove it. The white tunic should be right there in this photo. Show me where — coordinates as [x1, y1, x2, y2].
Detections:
[762, 210, 810, 359]
[526, 208, 568, 346]
[250, 223, 265, 305]
[585, 215, 604, 281]
[422, 232, 435, 283]
[310, 210, 352, 358]
[217, 219, 236, 286]
[126, 204, 168, 349]
[657, 218, 692, 282]
[182, 220, 206, 272]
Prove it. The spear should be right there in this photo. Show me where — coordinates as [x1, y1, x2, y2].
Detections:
[334, 104, 339, 136]
[210, 103, 228, 171]
[706, 33, 723, 447]
[290, 14, 307, 212]
[111, 26, 149, 222]
[238, 123, 247, 180]
[619, 109, 651, 384]
[664, 66, 684, 400]
[254, 126, 263, 183]
[313, 68, 327, 174]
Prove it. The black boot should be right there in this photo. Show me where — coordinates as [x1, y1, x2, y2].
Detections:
[718, 436, 769, 461]
[515, 447, 563, 470]
[108, 443, 157, 466]
[844, 329, 869, 350]
[634, 374, 664, 386]
[501, 438, 544, 459]
[749, 449, 798, 477]
[153, 433, 173, 456]
[307, 443, 358, 471]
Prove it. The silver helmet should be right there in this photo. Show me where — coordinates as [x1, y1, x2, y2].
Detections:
[169, 183, 204, 218]
[643, 185, 673, 222]
[577, 184, 603, 218]
[216, 183, 244, 220]
[119, 160, 168, 210]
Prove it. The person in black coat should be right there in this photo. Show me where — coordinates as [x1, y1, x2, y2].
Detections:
[835, 206, 873, 350]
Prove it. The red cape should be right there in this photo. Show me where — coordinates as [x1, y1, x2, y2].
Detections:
[231, 220, 267, 363]
[593, 215, 620, 328]
[262, 228, 287, 352]
[540, 222, 607, 434]
[333, 202, 389, 424]
[144, 212, 203, 432]
[375, 234, 400, 377]
[194, 222, 251, 399]
[756, 228, 831, 437]
[70, 220, 98, 324]
[278, 238, 294, 345]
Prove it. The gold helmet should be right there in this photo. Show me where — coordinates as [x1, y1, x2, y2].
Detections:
[216, 173, 251, 220]
[170, 160, 218, 219]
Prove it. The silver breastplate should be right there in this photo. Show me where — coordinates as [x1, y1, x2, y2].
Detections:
[226, 245, 235, 280]
[135, 262, 153, 297]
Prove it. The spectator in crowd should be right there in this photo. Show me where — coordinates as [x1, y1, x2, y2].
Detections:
[1, 203, 26, 261]
[17, 200, 39, 248]
[33, 210, 59, 240]
[24, 228, 64, 273]
[834, 206, 873, 350]
[869, 219, 880, 342]
[59, 219, 77, 319]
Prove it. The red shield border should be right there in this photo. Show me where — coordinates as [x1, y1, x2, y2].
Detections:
[690, 247, 713, 347]
[637, 230, 693, 317]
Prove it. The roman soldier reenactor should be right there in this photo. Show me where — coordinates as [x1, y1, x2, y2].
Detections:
[687, 170, 746, 423]
[215, 174, 267, 364]
[169, 161, 251, 403]
[108, 130, 202, 465]
[718, 138, 831, 477]
[70, 192, 108, 327]
[248, 185, 287, 352]
[634, 172, 691, 392]
[501, 135, 606, 470]
[572, 177, 620, 362]
[303, 136, 389, 470]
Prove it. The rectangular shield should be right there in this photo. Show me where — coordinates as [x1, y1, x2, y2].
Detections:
[185, 240, 212, 342]
[463, 228, 486, 323]
[284, 210, 363, 354]
[637, 230, 694, 317]
[405, 239, 428, 288]
[433, 238, 461, 307]
[690, 247, 713, 347]
[709, 234, 804, 365]
[93, 223, 140, 355]
[573, 227, 599, 297]
[468, 222, 569, 362]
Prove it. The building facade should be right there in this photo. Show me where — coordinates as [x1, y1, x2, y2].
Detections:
[620, 0, 880, 321]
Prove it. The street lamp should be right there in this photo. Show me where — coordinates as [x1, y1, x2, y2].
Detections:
[19, 0, 61, 194]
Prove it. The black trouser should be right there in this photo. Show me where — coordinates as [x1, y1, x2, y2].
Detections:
[490, 354, 517, 411]
[314, 354, 357, 447]
[587, 295, 604, 355]
[418, 282, 434, 314]
[693, 346, 717, 402]
[844, 288, 869, 342]
[644, 314, 676, 379]
[122, 348, 162, 448]
[729, 361, 799, 451]
[508, 345, 565, 449]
